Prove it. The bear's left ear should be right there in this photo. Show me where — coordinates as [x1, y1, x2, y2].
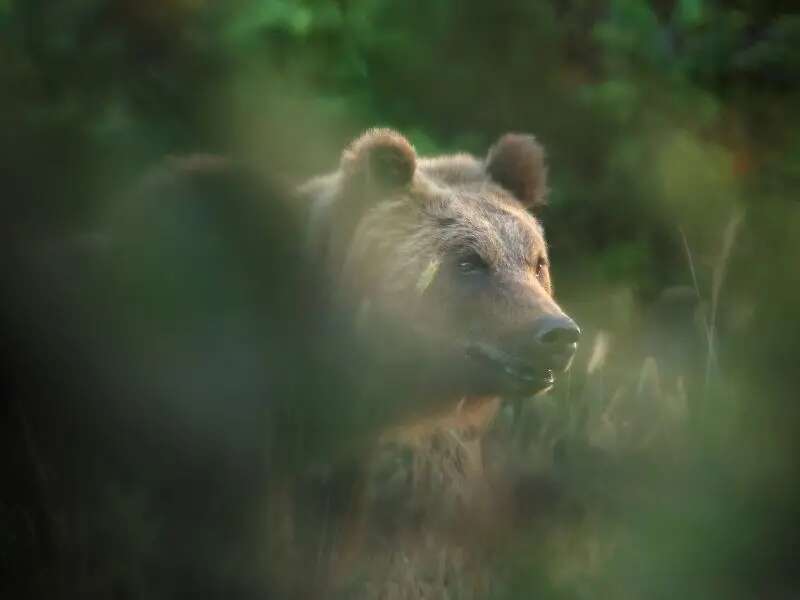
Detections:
[486, 133, 548, 209]
[341, 128, 417, 191]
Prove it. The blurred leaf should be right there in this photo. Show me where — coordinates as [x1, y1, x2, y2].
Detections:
[597, 241, 650, 284]
[654, 130, 740, 223]
[675, 0, 705, 28]
[580, 79, 640, 124]
[733, 14, 800, 80]
[225, 0, 314, 44]
[595, 0, 669, 67]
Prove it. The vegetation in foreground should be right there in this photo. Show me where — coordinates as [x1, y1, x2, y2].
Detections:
[2, 1, 799, 598]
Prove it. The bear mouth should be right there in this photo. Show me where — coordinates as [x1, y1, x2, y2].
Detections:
[464, 342, 555, 394]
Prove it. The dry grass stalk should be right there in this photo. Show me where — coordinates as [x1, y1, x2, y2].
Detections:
[679, 208, 745, 405]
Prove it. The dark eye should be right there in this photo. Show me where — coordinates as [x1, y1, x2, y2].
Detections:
[534, 256, 547, 279]
[535, 257, 547, 279]
[458, 252, 488, 275]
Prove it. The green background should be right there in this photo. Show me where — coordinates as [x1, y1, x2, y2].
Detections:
[2, 1, 799, 598]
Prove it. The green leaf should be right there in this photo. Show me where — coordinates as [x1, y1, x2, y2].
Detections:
[675, 0, 704, 28]
[224, 0, 314, 43]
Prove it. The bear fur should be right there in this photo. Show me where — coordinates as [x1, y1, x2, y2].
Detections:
[297, 128, 579, 598]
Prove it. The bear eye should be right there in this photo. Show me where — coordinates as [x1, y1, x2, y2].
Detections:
[534, 257, 548, 279]
[457, 252, 488, 275]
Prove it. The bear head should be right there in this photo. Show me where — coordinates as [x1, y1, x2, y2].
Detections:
[303, 128, 580, 398]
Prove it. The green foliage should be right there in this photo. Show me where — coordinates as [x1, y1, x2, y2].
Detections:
[3, 0, 800, 598]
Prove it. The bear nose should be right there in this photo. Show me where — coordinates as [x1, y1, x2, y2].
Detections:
[534, 315, 581, 346]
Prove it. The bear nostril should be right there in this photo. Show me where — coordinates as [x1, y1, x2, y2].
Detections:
[540, 326, 580, 345]
[535, 315, 581, 346]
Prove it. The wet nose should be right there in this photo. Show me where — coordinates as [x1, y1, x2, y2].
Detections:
[534, 315, 581, 346]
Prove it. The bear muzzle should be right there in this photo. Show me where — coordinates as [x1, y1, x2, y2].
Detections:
[532, 314, 581, 372]
[464, 313, 580, 395]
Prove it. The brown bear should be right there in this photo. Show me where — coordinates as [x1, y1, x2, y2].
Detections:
[20, 129, 578, 599]
[298, 128, 580, 598]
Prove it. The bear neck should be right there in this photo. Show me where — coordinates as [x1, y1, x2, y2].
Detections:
[380, 395, 502, 447]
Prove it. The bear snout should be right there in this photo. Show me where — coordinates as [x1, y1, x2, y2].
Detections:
[534, 314, 581, 346]
[515, 314, 580, 373]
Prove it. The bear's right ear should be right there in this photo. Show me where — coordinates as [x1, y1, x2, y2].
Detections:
[341, 128, 417, 191]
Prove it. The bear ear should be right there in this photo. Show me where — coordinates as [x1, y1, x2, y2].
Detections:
[341, 128, 417, 191]
[486, 133, 548, 209]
